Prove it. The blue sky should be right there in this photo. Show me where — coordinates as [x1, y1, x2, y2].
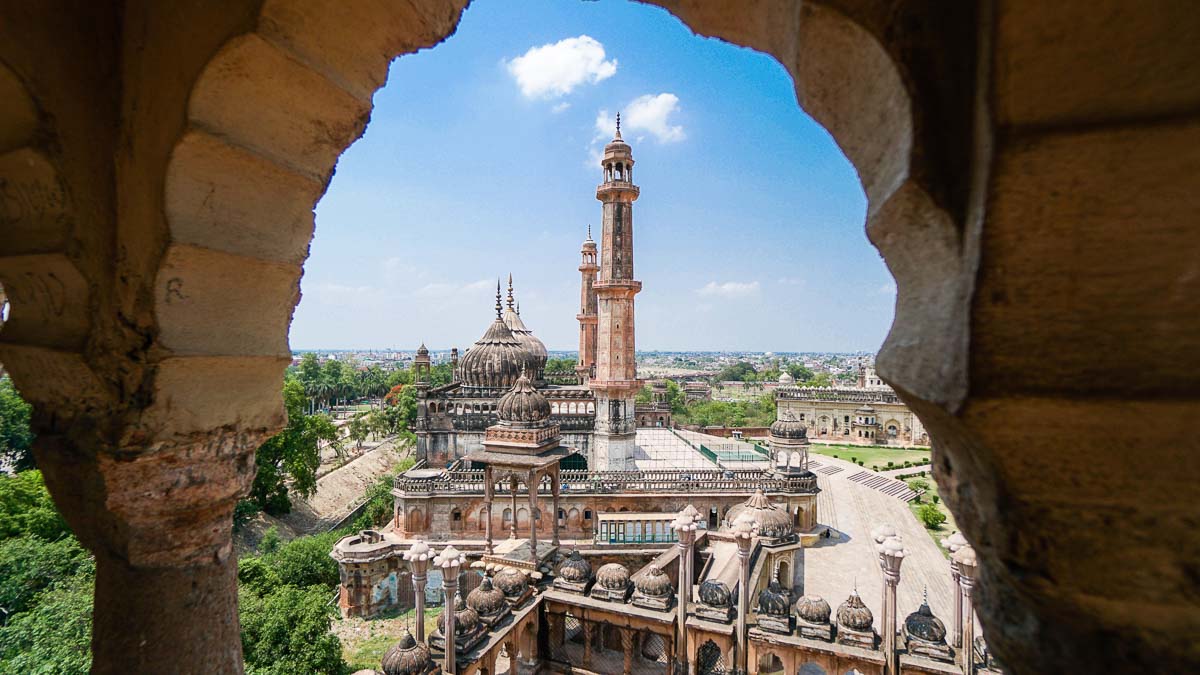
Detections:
[289, 0, 894, 352]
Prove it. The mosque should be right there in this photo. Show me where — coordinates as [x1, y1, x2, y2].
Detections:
[333, 123, 997, 675]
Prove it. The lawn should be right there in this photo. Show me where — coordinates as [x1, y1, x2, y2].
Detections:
[808, 443, 931, 470]
[336, 606, 442, 671]
[903, 476, 959, 558]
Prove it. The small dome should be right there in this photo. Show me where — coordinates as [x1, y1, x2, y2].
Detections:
[904, 601, 948, 644]
[698, 580, 731, 608]
[435, 592, 480, 638]
[757, 579, 789, 616]
[778, 372, 794, 385]
[466, 577, 507, 616]
[796, 595, 831, 624]
[837, 591, 874, 632]
[493, 567, 528, 599]
[770, 417, 808, 440]
[497, 370, 551, 423]
[558, 550, 592, 583]
[381, 627, 432, 675]
[635, 565, 673, 598]
[724, 490, 795, 539]
[416, 343, 429, 356]
[596, 563, 630, 590]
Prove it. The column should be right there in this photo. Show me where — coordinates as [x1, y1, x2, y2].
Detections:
[622, 628, 634, 675]
[942, 531, 968, 648]
[873, 531, 905, 675]
[509, 476, 519, 539]
[673, 512, 697, 675]
[527, 470, 539, 552]
[962, 578, 975, 675]
[732, 515, 755, 675]
[443, 575, 459, 674]
[551, 469, 561, 548]
[584, 622, 594, 668]
[484, 466, 494, 555]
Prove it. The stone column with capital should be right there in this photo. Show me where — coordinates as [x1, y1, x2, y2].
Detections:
[732, 513, 758, 675]
[434, 545, 466, 675]
[551, 468, 561, 548]
[672, 510, 699, 675]
[876, 532, 906, 675]
[483, 466, 494, 555]
[509, 476, 519, 539]
[527, 470, 539, 552]
[954, 545, 979, 675]
[403, 540, 432, 644]
[622, 627, 635, 675]
[943, 531, 969, 648]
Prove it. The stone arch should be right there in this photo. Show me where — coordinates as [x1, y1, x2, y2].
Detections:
[2, 2, 1192, 673]
[407, 508, 424, 533]
[757, 652, 786, 675]
[697, 640, 726, 675]
[798, 664, 827, 675]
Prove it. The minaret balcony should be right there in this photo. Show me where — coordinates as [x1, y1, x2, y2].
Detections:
[596, 182, 639, 200]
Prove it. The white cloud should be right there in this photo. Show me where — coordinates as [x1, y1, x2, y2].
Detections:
[506, 36, 617, 99]
[777, 277, 806, 287]
[696, 281, 761, 298]
[624, 93, 686, 143]
[552, 102, 571, 114]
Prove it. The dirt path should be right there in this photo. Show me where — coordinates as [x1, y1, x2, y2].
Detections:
[280, 436, 410, 535]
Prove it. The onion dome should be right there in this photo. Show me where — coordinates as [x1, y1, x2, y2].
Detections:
[435, 592, 480, 637]
[635, 565, 673, 598]
[596, 563, 630, 590]
[796, 595, 832, 624]
[757, 579, 789, 616]
[837, 591, 874, 632]
[778, 372, 795, 385]
[904, 597, 948, 644]
[458, 283, 530, 389]
[493, 567, 528, 599]
[466, 577, 507, 617]
[770, 417, 808, 440]
[416, 343, 429, 357]
[497, 370, 551, 423]
[724, 489, 794, 539]
[558, 550, 592, 583]
[503, 276, 548, 379]
[381, 627, 432, 675]
[698, 580, 732, 608]
[604, 115, 632, 155]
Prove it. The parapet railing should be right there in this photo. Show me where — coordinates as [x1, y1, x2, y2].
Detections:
[775, 387, 902, 404]
[395, 467, 815, 495]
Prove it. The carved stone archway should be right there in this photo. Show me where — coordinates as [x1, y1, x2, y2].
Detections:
[0, 2, 1196, 674]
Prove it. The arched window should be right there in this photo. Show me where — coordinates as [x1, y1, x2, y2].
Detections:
[479, 508, 487, 530]
[798, 664, 827, 675]
[450, 508, 462, 531]
[697, 640, 726, 675]
[502, 508, 512, 525]
[757, 652, 785, 675]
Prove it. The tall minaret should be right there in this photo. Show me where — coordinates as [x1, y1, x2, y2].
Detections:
[576, 224, 599, 384]
[590, 114, 642, 470]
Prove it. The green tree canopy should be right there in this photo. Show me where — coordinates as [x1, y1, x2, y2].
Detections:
[248, 377, 338, 515]
[715, 361, 757, 382]
[0, 471, 70, 541]
[0, 572, 93, 675]
[239, 585, 346, 675]
[0, 377, 34, 471]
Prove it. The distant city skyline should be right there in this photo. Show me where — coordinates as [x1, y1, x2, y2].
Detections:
[289, 0, 893, 353]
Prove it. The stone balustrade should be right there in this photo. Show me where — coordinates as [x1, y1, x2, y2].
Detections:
[395, 467, 817, 496]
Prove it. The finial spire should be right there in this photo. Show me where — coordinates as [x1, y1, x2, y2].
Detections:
[615, 112, 622, 139]
[587, 223, 592, 239]
[495, 279, 502, 319]
[516, 301, 521, 316]
[507, 273, 515, 310]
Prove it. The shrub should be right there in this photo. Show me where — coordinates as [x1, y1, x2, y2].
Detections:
[909, 478, 930, 491]
[239, 585, 346, 675]
[872, 465, 879, 471]
[918, 502, 947, 529]
[887, 461, 894, 468]
[932, 495, 940, 504]
[259, 526, 281, 555]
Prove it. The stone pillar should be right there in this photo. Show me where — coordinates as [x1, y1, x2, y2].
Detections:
[954, 545, 978, 675]
[584, 622, 594, 667]
[551, 469, 561, 548]
[527, 470, 539, 552]
[942, 531, 968, 649]
[435, 546, 465, 675]
[732, 514, 756, 675]
[483, 466, 494, 555]
[509, 476, 519, 540]
[404, 540, 431, 645]
[622, 627, 634, 675]
[673, 510, 698, 675]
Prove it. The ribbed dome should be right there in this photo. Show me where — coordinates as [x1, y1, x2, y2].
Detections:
[635, 565, 673, 598]
[381, 628, 432, 675]
[493, 567, 528, 599]
[497, 371, 551, 423]
[757, 579, 790, 616]
[778, 372, 794, 385]
[698, 580, 731, 608]
[466, 577, 507, 617]
[416, 343, 429, 356]
[837, 591, 874, 632]
[459, 316, 528, 389]
[596, 563, 630, 590]
[796, 595, 831, 624]
[435, 592, 480, 637]
[904, 601, 948, 644]
[724, 490, 795, 539]
[770, 417, 808, 440]
[558, 550, 592, 583]
[505, 309, 548, 381]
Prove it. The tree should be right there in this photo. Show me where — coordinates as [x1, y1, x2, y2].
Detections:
[0, 573, 93, 675]
[716, 361, 757, 382]
[239, 585, 346, 675]
[0, 534, 93, 615]
[918, 502, 947, 529]
[347, 413, 370, 450]
[0, 471, 71, 541]
[786, 363, 815, 382]
[248, 378, 338, 515]
[0, 377, 34, 471]
[807, 372, 833, 387]
[635, 385, 652, 404]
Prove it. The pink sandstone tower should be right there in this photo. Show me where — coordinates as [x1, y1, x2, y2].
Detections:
[589, 114, 642, 470]
[575, 225, 599, 385]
